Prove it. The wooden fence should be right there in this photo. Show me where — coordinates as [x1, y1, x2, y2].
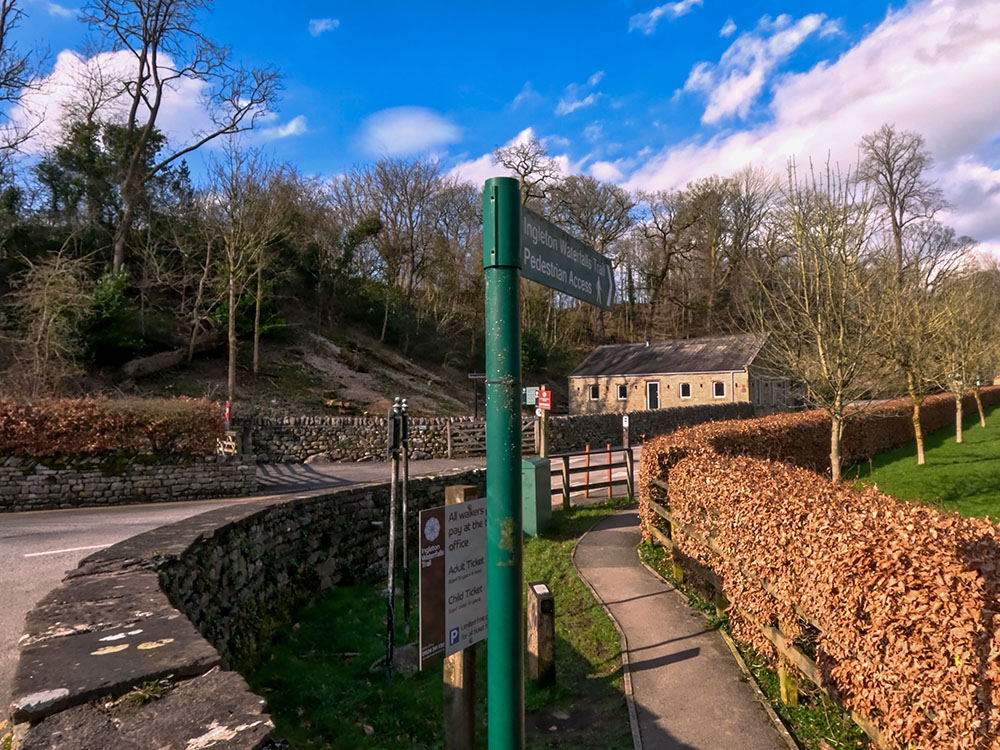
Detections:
[445, 419, 534, 457]
[549, 445, 635, 509]
[646, 476, 889, 749]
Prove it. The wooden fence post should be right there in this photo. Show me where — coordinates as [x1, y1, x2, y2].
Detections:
[606, 443, 612, 498]
[561, 455, 570, 511]
[778, 658, 798, 708]
[624, 448, 635, 501]
[584, 445, 591, 498]
[446, 420, 453, 459]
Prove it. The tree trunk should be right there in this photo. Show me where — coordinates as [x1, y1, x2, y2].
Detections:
[227, 274, 237, 403]
[830, 411, 842, 483]
[974, 386, 986, 427]
[907, 371, 925, 465]
[188, 242, 212, 363]
[955, 393, 964, 444]
[253, 266, 262, 375]
[380, 287, 391, 342]
[112, 198, 135, 274]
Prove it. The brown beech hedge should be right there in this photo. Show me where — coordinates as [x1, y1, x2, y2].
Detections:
[639, 387, 1000, 749]
[0, 397, 224, 456]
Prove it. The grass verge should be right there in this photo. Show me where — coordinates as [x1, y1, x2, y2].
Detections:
[637, 542, 868, 750]
[246, 499, 632, 749]
[847, 402, 1000, 518]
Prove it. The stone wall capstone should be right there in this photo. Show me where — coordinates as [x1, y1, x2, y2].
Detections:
[0, 455, 257, 513]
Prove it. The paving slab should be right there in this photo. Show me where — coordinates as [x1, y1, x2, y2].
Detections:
[16, 668, 272, 750]
[10, 607, 219, 722]
[574, 508, 788, 750]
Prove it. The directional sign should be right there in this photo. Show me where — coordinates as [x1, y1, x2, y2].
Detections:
[520, 208, 615, 309]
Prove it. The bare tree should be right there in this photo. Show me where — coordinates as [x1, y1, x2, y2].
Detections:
[4, 247, 91, 396]
[203, 142, 283, 402]
[83, 0, 282, 274]
[551, 175, 635, 339]
[0, 0, 37, 156]
[858, 124, 944, 285]
[493, 134, 560, 208]
[871, 221, 969, 463]
[744, 160, 880, 482]
[634, 189, 696, 339]
[934, 255, 998, 436]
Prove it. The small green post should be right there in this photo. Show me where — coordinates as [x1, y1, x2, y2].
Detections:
[483, 176, 524, 749]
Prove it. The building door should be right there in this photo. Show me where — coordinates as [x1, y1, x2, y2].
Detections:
[646, 381, 659, 410]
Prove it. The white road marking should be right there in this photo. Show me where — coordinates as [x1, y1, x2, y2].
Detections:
[24, 544, 109, 558]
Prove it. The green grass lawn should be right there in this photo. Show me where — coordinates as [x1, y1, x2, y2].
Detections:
[246, 499, 632, 749]
[849, 402, 1000, 519]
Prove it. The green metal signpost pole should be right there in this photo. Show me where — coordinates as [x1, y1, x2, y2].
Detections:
[483, 176, 524, 749]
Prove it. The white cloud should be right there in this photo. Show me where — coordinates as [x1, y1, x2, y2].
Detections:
[512, 82, 539, 109]
[720, 18, 737, 37]
[9, 49, 215, 154]
[629, 0, 702, 34]
[583, 122, 603, 141]
[257, 114, 308, 141]
[556, 92, 599, 116]
[359, 106, 461, 156]
[590, 160, 625, 182]
[625, 0, 1000, 247]
[556, 72, 605, 117]
[308, 18, 339, 37]
[683, 13, 837, 124]
[45, 1, 73, 17]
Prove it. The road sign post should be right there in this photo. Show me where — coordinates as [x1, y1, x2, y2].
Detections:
[483, 176, 524, 749]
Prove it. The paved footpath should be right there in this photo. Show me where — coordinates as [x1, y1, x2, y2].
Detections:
[574, 508, 791, 750]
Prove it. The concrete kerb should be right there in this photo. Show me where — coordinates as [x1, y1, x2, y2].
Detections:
[571, 513, 643, 750]
[636, 559, 798, 750]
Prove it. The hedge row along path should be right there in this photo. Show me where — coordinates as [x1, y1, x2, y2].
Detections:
[639, 387, 1000, 750]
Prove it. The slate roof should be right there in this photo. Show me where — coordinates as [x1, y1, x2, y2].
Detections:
[569, 334, 765, 378]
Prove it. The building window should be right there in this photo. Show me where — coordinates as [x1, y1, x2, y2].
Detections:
[679, 382, 691, 399]
[713, 381, 726, 398]
[646, 381, 660, 409]
[617, 384, 628, 400]
[589, 384, 600, 400]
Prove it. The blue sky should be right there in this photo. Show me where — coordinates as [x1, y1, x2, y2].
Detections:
[14, 0, 1000, 250]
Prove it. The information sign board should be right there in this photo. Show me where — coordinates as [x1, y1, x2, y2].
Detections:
[537, 389, 552, 411]
[419, 496, 488, 667]
[522, 386, 539, 406]
[520, 208, 615, 309]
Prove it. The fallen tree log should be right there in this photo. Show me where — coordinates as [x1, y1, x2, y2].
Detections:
[119, 330, 226, 381]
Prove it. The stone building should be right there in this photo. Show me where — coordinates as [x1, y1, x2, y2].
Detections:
[568, 334, 790, 415]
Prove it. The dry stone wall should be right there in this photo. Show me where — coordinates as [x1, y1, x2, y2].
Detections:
[547, 402, 754, 452]
[236, 415, 473, 462]
[240, 402, 753, 462]
[0, 455, 257, 513]
[8, 467, 484, 749]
